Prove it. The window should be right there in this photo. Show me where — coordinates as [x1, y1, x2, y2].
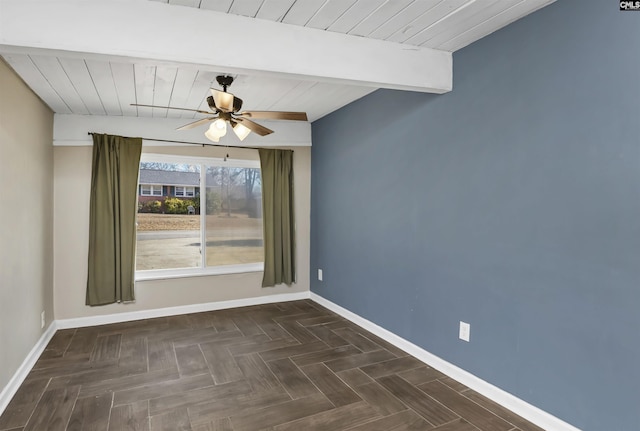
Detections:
[175, 186, 195, 197]
[141, 184, 162, 196]
[136, 155, 263, 278]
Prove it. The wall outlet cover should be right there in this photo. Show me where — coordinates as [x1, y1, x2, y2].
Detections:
[459, 321, 470, 342]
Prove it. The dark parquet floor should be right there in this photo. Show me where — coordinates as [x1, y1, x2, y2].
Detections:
[0, 300, 544, 431]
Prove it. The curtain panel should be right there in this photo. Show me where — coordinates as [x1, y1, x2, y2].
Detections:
[259, 149, 296, 287]
[86, 134, 142, 306]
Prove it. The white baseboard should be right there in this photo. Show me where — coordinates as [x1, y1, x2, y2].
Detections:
[310, 292, 581, 431]
[0, 321, 57, 415]
[56, 291, 311, 329]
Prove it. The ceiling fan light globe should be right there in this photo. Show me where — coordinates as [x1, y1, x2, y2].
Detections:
[212, 90, 235, 112]
[213, 118, 227, 132]
[232, 122, 251, 141]
[204, 129, 220, 142]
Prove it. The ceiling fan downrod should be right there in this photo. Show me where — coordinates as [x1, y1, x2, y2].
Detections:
[216, 75, 234, 92]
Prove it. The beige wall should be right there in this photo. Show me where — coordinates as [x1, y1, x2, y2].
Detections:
[53, 144, 310, 320]
[0, 60, 54, 389]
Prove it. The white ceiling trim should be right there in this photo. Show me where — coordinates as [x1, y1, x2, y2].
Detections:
[0, 0, 452, 93]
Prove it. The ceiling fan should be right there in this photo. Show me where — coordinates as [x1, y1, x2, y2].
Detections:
[131, 75, 308, 142]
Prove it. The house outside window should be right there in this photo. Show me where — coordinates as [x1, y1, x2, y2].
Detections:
[175, 186, 195, 197]
[140, 184, 162, 196]
[136, 154, 263, 279]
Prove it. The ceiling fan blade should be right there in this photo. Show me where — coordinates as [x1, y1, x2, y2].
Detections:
[211, 89, 235, 112]
[131, 103, 211, 115]
[235, 117, 274, 136]
[206, 96, 217, 111]
[176, 117, 216, 131]
[239, 111, 308, 121]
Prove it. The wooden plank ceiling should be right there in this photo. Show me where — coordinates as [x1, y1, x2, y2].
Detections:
[1, 0, 554, 123]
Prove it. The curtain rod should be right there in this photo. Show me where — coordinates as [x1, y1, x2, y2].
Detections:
[86, 132, 292, 152]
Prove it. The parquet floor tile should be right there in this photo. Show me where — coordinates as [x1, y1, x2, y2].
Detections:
[0, 300, 540, 430]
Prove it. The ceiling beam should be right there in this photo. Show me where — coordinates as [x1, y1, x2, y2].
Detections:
[0, 0, 452, 93]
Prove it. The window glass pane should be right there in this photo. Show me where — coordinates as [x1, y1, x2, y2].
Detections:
[136, 163, 201, 270]
[205, 166, 263, 267]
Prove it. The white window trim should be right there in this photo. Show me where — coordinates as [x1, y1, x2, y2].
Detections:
[140, 184, 162, 196]
[174, 186, 195, 197]
[137, 153, 262, 278]
[135, 263, 264, 281]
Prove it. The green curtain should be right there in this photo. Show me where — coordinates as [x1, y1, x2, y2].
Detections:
[259, 149, 296, 287]
[86, 134, 142, 305]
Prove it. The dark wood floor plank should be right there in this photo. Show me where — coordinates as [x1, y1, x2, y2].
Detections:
[235, 353, 280, 392]
[0, 378, 49, 429]
[299, 363, 361, 407]
[267, 358, 319, 399]
[65, 329, 101, 356]
[231, 313, 264, 337]
[229, 393, 334, 431]
[113, 373, 213, 406]
[172, 329, 244, 349]
[79, 368, 179, 399]
[360, 356, 424, 379]
[290, 345, 361, 367]
[398, 366, 446, 386]
[148, 380, 251, 416]
[253, 320, 294, 341]
[147, 339, 176, 372]
[336, 368, 374, 387]
[108, 401, 149, 431]
[209, 314, 238, 333]
[345, 409, 434, 431]
[352, 330, 410, 358]
[90, 334, 122, 363]
[324, 349, 396, 373]
[23, 385, 80, 431]
[304, 325, 349, 348]
[431, 418, 479, 431]
[150, 407, 192, 431]
[199, 343, 244, 385]
[67, 393, 112, 431]
[227, 337, 298, 356]
[175, 345, 209, 377]
[278, 320, 320, 344]
[42, 329, 76, 358]
[377, 375, 459, 427]
[272, 401, 380, 431]
[296, 314, 344, 327]
[258, 340, 328, 362]
[352, 381, 408, 416]
[419, 381, 513, 431]
[191, 418, 233, 431]
[438, 377, 468, 393]
[187, 387, 291, 426]
[118, 335, 148, 369]
[460, 389, 545, 431]
[332, 327, 382, 352]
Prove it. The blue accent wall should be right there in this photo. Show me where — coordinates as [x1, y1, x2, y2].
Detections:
[310, 1, 640, 430]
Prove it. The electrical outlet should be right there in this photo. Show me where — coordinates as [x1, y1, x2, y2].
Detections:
[459, 321, 470, 342]
[41, 311, 45, 329]
[318, 269, 323, 281]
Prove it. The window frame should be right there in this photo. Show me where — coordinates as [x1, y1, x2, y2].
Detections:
[140, 184, 163, 196]
[136, 154, 263, 281]
[174, 186, 195, 197]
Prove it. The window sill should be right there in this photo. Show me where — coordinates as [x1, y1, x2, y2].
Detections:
[135, 263, 264, 282]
